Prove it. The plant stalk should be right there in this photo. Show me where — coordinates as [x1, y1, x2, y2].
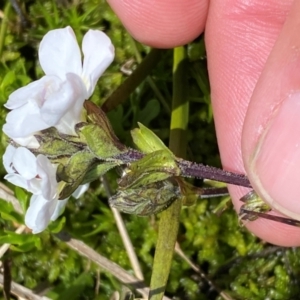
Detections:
[102, 48, 166, 112]
[0, 2, 11, 59]
[149, 46, 188, 299]
[117, 149, 251, 188]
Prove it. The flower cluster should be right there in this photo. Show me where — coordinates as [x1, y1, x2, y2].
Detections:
[3, 26, 115, 233]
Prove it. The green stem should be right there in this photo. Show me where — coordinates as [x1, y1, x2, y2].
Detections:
[129, 36, 171, 114]
[149, 46, 188, 299]
[0, 2, 11, 60]
[102, 48, 166, 112]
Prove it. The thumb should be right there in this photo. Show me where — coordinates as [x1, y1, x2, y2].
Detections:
[243, 1, 300, 223]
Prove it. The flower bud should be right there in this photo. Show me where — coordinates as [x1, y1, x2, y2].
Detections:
[109, 180, 179, 215]
[118, 149, 181, 189]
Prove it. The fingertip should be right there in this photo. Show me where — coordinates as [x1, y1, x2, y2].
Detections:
[241, 1, 300, 226]
[243, 216, 300, 247]
[230, 186, 300, 247]
[107, 0, 208, 48]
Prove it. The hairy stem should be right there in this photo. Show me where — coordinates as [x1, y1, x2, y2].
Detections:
[116, 149, 251, 188]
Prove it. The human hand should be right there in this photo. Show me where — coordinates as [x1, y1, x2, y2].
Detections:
[107, 0, 300, 246]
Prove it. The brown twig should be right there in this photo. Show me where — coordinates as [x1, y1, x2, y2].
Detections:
[102, 175, 144, 281]
[55, 231, 171, 300]
[0, 274, 50, 300]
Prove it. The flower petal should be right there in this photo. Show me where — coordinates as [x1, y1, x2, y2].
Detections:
[27, 177, 44, 195]
[25, 194, 58, 234]
[3, 145, 16, 173]
[3, 101, 49, 138]
[3, 76, 63, 139]
[41, 73, 87, 134]
[5, 78, 53, 110]
[50, 198, 68, 221]
[72, 183, 90, 199]
[39, 26, 82, 78]
[4, 173, 29, 190]
[13, 147, 37, 179]
[11, 136, 39, 148]
[36, 155, 58, 200]
[82, 30, 115, 97]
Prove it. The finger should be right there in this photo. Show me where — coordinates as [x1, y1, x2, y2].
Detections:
[243, 1, 300, 229]
[205, 0, 300, 246]
[107, 0, 208, 48]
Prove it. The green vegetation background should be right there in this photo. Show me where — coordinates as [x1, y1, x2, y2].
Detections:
[1, 1, 300, 299]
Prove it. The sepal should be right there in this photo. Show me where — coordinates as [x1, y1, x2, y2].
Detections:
[77, 101, 126, 160]
[118, 150, 180, 189]
[32, 127, 83, 158]
[57, 150, 97, 199]
[131, 122, 172, 154]
[109, 180, 179, 215]
[81, 162, 119, 185]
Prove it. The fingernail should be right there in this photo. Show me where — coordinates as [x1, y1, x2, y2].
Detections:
[251, 92, 300, 220]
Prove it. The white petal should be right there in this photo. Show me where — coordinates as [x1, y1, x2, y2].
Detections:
[50, 198, 68, 221]
[72, 183, 89, 199]
[3, 76, 73, 139]
[4, 173, 29, 190]
[3, 102, 49, 139]
[41, 73, 87, 132]
[12, 136, 39, 148]
[3, 145, 16, 173]
[27, 177, 44, 195]
[25, 194, 58, 234]
[4, 78, 52, 110]
[82, 30, 114, 97]
[36, 155, 58, 200]
[13, 147, 37, 179]
[39, 27, 82, 78]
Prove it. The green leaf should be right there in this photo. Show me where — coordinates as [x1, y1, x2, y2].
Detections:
[0, 198, 14, 214]
[0, 199, 23, 223]
[0, 231, 40, 249]
[49, 216, 66, 233]
[14, 186, 29, 212]
[0, 70, 16, 88]
[0, 211, 23, 223]
[137, 99, 160, 126]
[10, 240, 40, 252]
[118, 150, 180, 189]
[131, 122, 172, 154]
[56, 272, 94, 300]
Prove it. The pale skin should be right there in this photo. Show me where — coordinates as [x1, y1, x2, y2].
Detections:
[108, 0, 300, 246]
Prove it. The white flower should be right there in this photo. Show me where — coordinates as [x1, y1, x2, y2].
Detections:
[25, 183, 89, 234]
[25, 195, 66, 234]
[3, 145, 89, 233]
[71, 183, 90, 199]
[3, 145, 58, 198]
[3, 26, 115, 146]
